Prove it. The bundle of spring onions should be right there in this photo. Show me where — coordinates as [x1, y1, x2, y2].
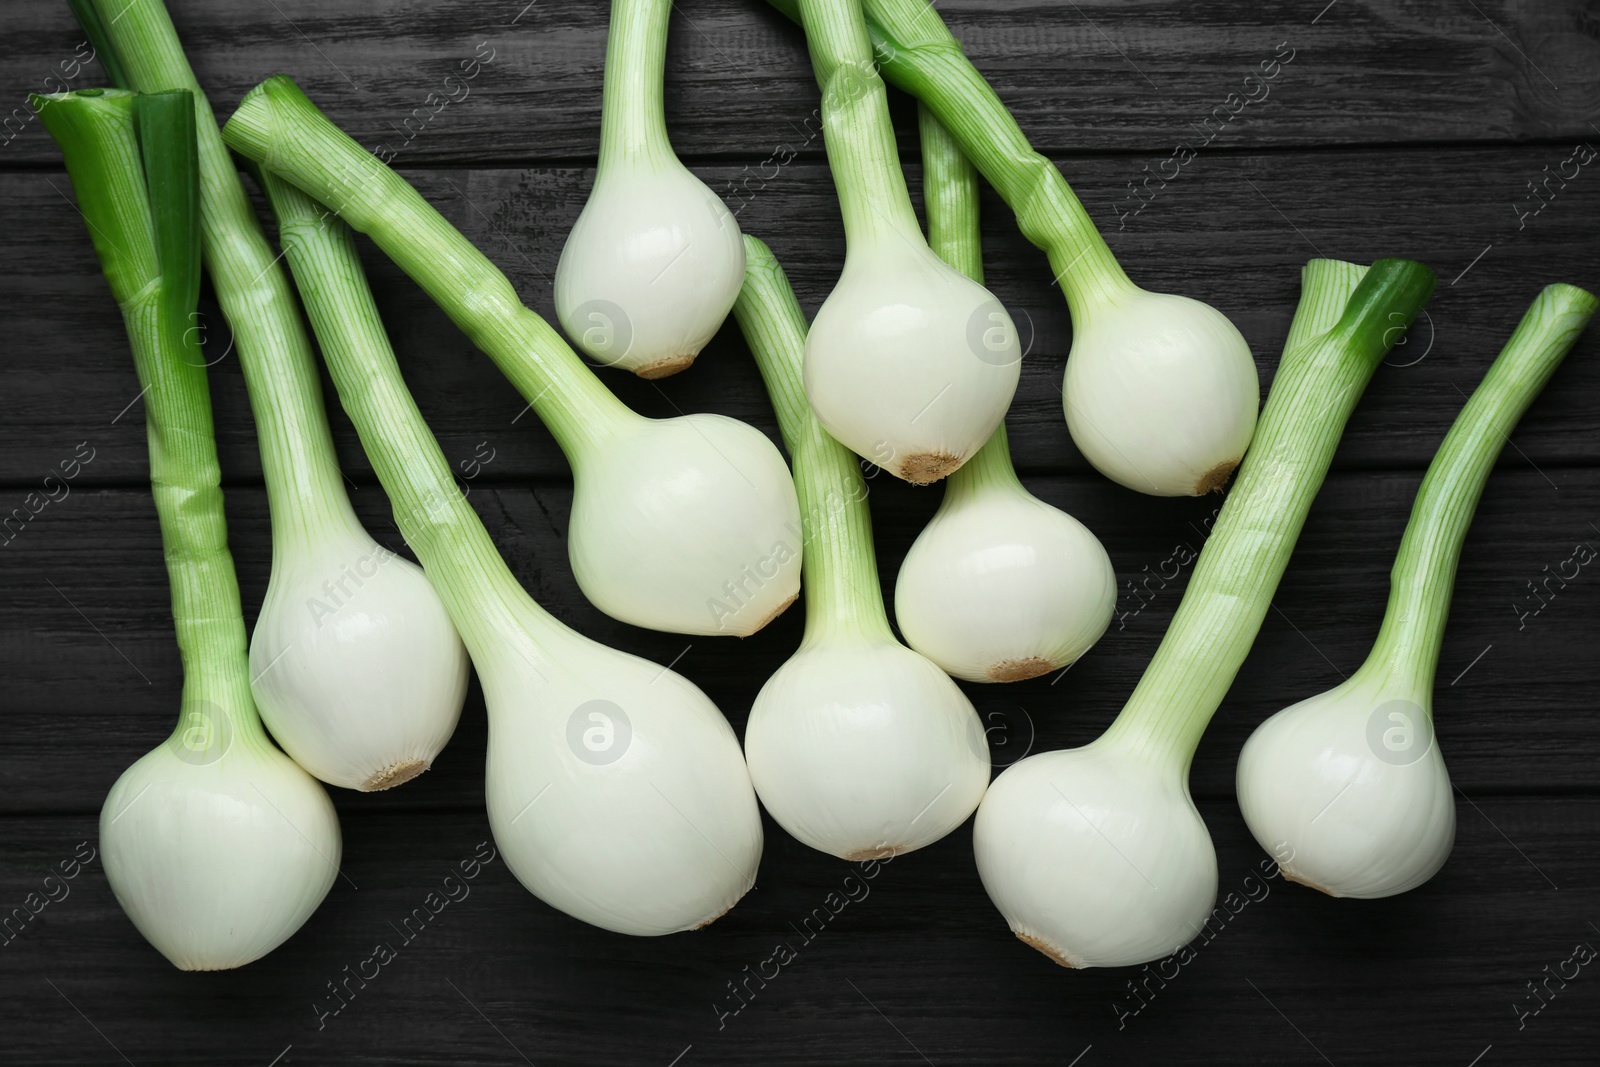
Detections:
[767, 0, 1261, 497]
[732, 234, 989, 860]
[77, 0, 471, 794]
[974, 259, 1436, 968]
[220, 75, 804, 640]
[38, 86, 340, 971]
[259, 171, 763, 936]
[31, 0, 1591, 978]
[1237, 283, 1597, 898]
[894, 106, 1116, 683]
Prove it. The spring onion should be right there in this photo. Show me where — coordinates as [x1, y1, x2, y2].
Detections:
[766, 0, 1259, 496]
[894, 106, 1115, 682]
[732, 234, 989, 859]
[1237, 282, 1597, 898]
[260, 171, 762, 935]
[554, 0, 745, 378]
[973, 258, 1435, 968]
[38, 87, 339, 970]
[83, 0, 469, 792]
[789, 0, 1022, 485]
[222, 76, 802, 637]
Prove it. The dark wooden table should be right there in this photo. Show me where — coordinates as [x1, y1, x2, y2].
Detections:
[4, 1, 1598, 1064]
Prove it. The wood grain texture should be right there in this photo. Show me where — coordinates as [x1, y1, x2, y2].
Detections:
[2, 145, 1598, 486]
[3, 0, 1598, 166]
[2, 0, 1597, 1064]
[2, 801, 1595, 1065]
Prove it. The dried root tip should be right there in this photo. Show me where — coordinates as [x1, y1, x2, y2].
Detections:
[361, 758, 430, 792]
[843, 845, 900, 862]
[1280, 866, 1341, 897]
[1194, 458, 1240, 495]
[691, 902, 735, 930]
[1015, 931, 1080, 968]
[987, 656, 1057, 683]
[635, 354, 696, 379]
[750, 591, 799, 634]
[898, 451, 962, 485]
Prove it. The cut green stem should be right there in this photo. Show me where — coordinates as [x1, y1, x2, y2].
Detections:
[1101, 259, 1436, 771]
[732, 236, 891, 646]
[1363, 283, 1599, 690]
[35, 88, 262, 748]
[86, 0, 357, 550]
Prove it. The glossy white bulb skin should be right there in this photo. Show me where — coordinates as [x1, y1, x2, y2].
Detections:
[251, 529, 469, 791]
[804, 243, 1021, 484]
[1236, 678, 1456, 898]
[100, 731, 340, 971]
[555, 164, 745, 378]
[744, 638, 990, 859]
[894, 483, 1116, 682]
[1064, 288, 1259, 496]
[480, 614, 763, 935]
[974, 741, 1217, 968]
[569, 414, 802, 636]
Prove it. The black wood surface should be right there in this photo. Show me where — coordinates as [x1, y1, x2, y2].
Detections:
[3, 1, 1598, 1065]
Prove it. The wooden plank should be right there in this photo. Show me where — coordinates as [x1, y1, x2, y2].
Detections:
[1, 797, 1595, 1064]
[3, 466, 1595, 813]
[2, 143, 1598, 487]
[3, 0, 1596, 167]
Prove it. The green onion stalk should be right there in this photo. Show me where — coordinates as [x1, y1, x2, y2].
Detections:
[767, 0, 1261, 497]
[80, 0, 469, 793]
[37, 87, 338, 971]
[1238, 282, 1596, 898]
[973, 257, 1436, 968]
[220, 74, 803, 638]
[553, 0, 747, 377]
[893, 105, 1116, 683]
[258, 173, 763, 936]
[731, 234, 989, 860]
[783, 0, 1023, 485]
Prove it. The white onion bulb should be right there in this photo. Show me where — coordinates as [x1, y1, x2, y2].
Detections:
[895, 451, 1115, 682]
[805, 241, 1020, 484]
[100, 720, 340, 971]
[744, 638, 990, 859]
[482, 610, 762, 934]
[974, 741, 1217, 968]
[556, 165, 744, 378]
[568, 413, 802, 636]
[1236, 679, 1454, 897]
[251, 524, 468, 790]
[1065, 288, 1259, 496]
